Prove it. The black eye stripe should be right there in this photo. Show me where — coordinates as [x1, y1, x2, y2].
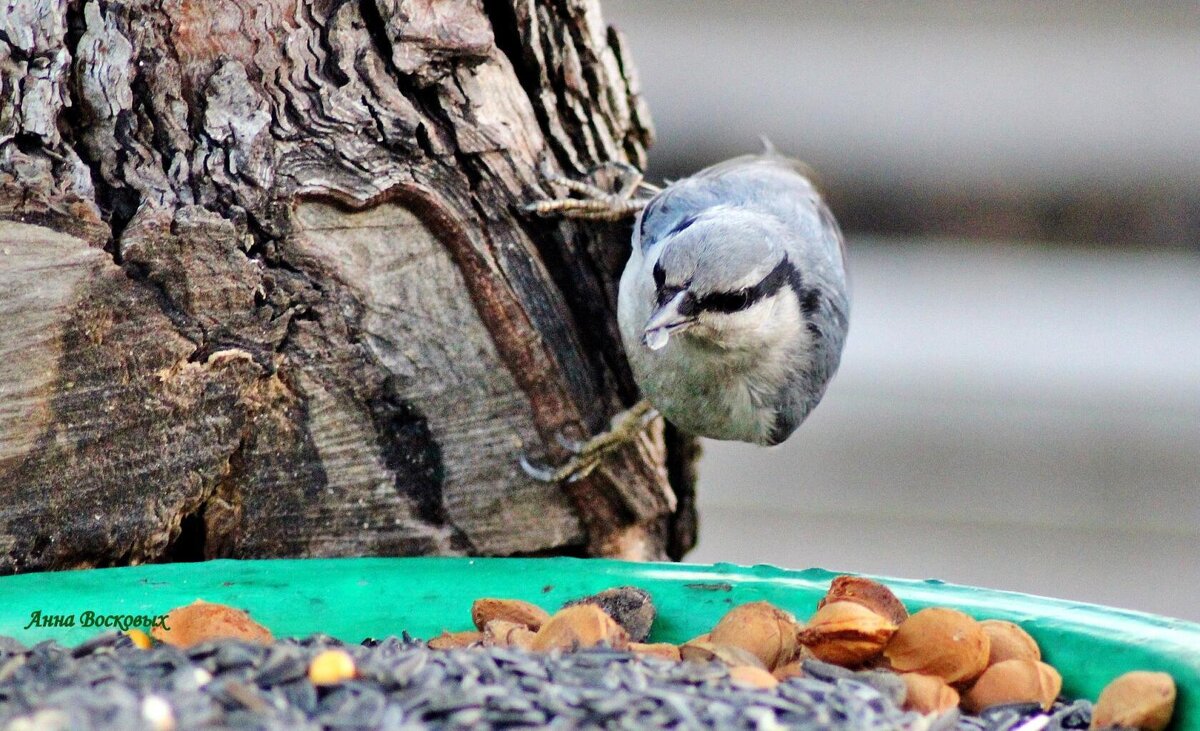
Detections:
[799, 288, 821, 316]
[677, 292, 697, 317]
[653, 262, 665, 290]
[695, 289, 751, 313]
[695, 258, 795, 314]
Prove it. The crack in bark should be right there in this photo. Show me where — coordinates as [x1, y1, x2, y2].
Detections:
[157, 426, 253, 562]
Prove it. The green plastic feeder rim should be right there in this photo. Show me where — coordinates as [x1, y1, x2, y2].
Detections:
[1, 558, 1197, 728]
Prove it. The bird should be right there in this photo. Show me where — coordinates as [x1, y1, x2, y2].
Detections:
[521, 150, 849, 482]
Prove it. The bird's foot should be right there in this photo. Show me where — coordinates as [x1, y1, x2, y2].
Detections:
[522, 162, 657, 221]
[520, 400, 659, 483]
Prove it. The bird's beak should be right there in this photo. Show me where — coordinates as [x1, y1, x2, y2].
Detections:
[642, 290, 696, 350]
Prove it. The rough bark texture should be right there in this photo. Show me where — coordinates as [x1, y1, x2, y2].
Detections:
[0, 0, 697, 570]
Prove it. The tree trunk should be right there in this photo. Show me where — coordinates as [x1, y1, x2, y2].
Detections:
[0, 0, 698, 571]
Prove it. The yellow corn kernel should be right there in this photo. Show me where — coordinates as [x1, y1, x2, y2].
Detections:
[308, 649, 356, 685]
[127, 629, 153, 649]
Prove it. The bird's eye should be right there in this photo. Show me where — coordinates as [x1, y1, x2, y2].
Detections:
[723, 291, 750, 311]
[652, 262, 666, 290]
[657, 285, 685, 307]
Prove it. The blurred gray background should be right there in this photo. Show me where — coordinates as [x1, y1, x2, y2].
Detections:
[602, 1, 1200, 621]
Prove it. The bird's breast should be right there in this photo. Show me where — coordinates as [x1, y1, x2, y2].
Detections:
[628, 335, 789, 444]
[618, 244, 813, 445]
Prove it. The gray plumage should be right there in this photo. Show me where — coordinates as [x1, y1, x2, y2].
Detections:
[617, 153, 849, 445]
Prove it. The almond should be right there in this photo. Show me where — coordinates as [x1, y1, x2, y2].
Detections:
[899, 672, 959, 713]
[979, 620, 1040, 666]
[819, 576, 909, 626]
[629, 642, 682, 662]
[962, 659, 1062, 713]
[679, 639, 766, 669]
[772, 660, 805, 681]
[883, 607, 989, 684]
[709, 601, 799, 671]
[471, 598, 550, 632]
[483, 619, 537, 650]
[427, 630, 483, 649]
[1091, 671, 1176, 731]
[530, 604, 629, 652]
[797, 600, 897, 667]
[151, 600, 272, 648]
[728, 665, 779, 689]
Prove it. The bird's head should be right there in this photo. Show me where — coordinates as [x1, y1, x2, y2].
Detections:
[641, 207, 798, 351]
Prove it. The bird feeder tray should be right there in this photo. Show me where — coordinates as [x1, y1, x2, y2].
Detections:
[2, 558, 1197, 727]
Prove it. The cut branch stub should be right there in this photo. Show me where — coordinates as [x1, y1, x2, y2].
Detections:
[0, 0, 695, 568]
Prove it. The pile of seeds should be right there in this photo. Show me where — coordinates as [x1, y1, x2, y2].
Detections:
[0, 634, 1087, 730]
[0, 576, 1176, 731]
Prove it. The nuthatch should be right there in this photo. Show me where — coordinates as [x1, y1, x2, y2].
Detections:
[522, 151, 849, 481]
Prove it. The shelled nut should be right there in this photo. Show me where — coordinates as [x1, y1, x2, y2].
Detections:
[530, 605, 629, 652]
[978, 620, 1040, 666]
[679, 639, 766, 669]
[630, 643, 682, 662]
[1091, 671, 1176, 731]
[471, 599, 550, 632]
[819, 576, 909, 626]
[772, 660, 805, 681]
[899, 672, 959, 713]
[152, 600, 273, 648]
[962, 659, 1062, 713]
[427, 630, 482, 649]
[883, 607, 989, 685]
[483, 619, 537, 650]
[797, 601, 897, 667]
[709, 601, 799, 671]
[728, 665, 779, 689]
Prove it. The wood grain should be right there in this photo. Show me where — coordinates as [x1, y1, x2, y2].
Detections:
[0, 0, 695, 568]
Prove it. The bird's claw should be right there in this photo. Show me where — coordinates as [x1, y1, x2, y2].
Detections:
[517, 400, 659, 483]
[519, 451, 599, 484]
[518, 454, 560, 483]
[587, 160, 642, 179]
[521, 194, 645, 222]
[555, 432, 588, 455]
[519, 162, 656, 221]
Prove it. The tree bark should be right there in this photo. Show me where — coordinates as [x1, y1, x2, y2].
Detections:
[0, 0, 697, 570]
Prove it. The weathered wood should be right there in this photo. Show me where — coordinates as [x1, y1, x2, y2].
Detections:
[0, 0, 696, 569]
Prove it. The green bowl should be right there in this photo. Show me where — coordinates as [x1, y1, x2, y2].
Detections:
[2, 558, 1197, 727]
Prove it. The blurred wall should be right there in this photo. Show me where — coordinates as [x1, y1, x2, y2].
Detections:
[604, 1, 1200, 247]
[689, 239, 1200, 620]
[601, 1, 1200, 619]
